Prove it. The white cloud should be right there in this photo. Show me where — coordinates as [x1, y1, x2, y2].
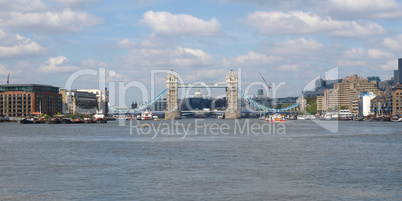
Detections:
[343, 48, 365, 58]
[39, 56, 80, 72]
[343, 48, 394, 59]
[49, 0, 98, 8]
[140, 10, 221, 36]
[218, 0, 321, 10]
[0, 29, 44, 58]
[123, 46, 214, 68]
[245, 11, 386, 37]
[0, 9, 101, 33]
[367, 49, 394, 59]
[325, 0, 402, 19]
[228, 51, 280, 67]
[0, 0, 48, 12]
[278, 64, 299, 72]
[335, 47, 395, 70]
[265, 38, 325, 57]
[382, 34, 402, 51]
[222, 0, 402, 20]
[379, 59, 398, 71]
[330, 21, 387, 38]
[117, 39, 137, 48]
[81, 59, 108, 68]
[0, 64, 22, 76]
[223, 38, 325, 73]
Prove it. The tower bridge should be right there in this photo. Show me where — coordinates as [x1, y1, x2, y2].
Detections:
[109, 68, 300, 118]
[177, 83, 228, 88]
[165, 68, 240, 119]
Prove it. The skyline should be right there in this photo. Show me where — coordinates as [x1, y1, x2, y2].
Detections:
[1, 0, 402, 101]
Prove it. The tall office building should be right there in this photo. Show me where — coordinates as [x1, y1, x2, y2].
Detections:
[394, 70, 399, 85]
[398, 58, 402, 84]
[367, 76, 380, 87]
[334, 75, 380, 108]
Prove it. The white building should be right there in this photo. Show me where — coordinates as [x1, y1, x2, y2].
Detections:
[361, 92, 376, 116]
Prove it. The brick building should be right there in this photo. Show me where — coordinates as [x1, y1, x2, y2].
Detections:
[392, 83, 402, 116]
[0, 84, 62, 117]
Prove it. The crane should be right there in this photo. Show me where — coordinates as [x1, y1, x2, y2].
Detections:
[258, 72, 271, 89]
[258, 72, 271, 97]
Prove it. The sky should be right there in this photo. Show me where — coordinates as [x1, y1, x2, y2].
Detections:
[1, 0, 402, 104]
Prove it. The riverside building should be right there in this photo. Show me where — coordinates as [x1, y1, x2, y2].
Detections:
[317, 75, 381, 114]
[392, 83, 402, 116]
[0, 84, 62, 117]
[334, 75, 380, 108]
[60, 89, 98, 114]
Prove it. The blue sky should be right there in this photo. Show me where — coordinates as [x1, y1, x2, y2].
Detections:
[1, 0, 402, 103]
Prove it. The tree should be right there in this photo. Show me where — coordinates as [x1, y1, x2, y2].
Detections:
[305, 96, 317, 115]
[306, 102, 317, 114]
[281, 103, 293, 109]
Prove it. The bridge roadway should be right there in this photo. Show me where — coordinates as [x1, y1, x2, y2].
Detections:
[178, 83, 227, 88]
[109, 110, 296, 116]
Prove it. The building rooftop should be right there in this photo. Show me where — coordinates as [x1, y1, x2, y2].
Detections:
[0, 84, 60, 93]
[0, 84, 59, 88]
[393, 83, 402, 89]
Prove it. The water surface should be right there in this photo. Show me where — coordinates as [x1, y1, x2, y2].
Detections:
[0, 119, 400, 200]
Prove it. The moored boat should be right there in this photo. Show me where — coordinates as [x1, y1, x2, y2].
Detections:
[93, 110, 107, 123]
[72, 117, 84, 123]
[390, 116, 402, 122]
[141, 110, 153, 120]
[61, 118, 72, 124]
[285, 114, 297, 120]
[1, 116, 10, 122]
[20, 118, 34, 124]
[266, 113, 285, 123]
[47, 118, 61, 124]
[84, 117, 95, 123]
[338, 110, 353, 121]
[34, 120, 45, 124]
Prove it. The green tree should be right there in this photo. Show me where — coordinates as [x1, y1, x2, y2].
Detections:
[306, 102, 317, 114]
[305, 96, 317, 114]
[281, 103, 293, 109]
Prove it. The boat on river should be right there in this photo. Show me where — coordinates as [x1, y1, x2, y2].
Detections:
[93, 110, 107, 123]
[390, 115, 402, 122]
[338, 110, 353, 121]
[141, 110, 153, 120]
[266, 113, 285, 123]
[72, 117, 84, 123]
[19, 118, 34, 124]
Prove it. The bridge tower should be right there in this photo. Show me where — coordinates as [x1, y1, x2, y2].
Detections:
[165, 68, 181, 119]
[225, 68, 240, 119]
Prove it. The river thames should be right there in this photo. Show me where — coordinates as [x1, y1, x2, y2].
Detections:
[0, 119, 400, 200]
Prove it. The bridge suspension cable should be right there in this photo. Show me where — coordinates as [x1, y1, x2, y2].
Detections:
[110, 88, 168, 113]
[238, 89, 299, 112]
